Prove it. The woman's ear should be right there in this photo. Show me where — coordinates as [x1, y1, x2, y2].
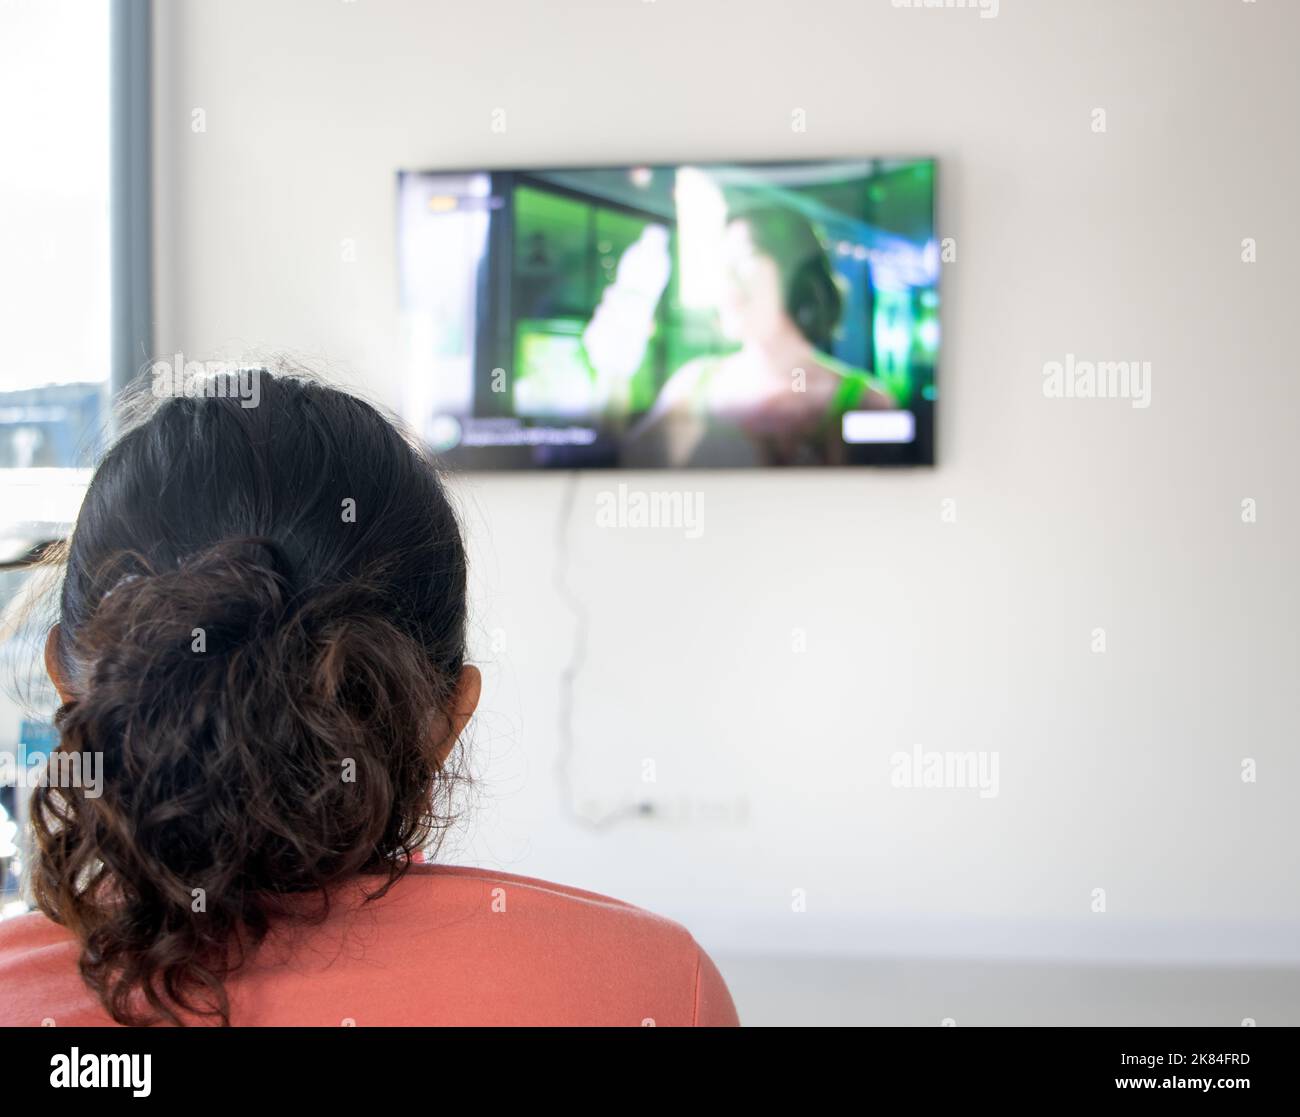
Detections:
[432, 665, 481, 768]
[44, 624, 74, 705]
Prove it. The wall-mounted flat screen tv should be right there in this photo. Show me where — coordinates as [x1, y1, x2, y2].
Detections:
[397, 159, 937, 468]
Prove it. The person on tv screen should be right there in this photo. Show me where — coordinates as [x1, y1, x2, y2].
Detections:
[627, 205, 894, 467]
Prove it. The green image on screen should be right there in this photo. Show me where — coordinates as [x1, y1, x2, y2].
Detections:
[398, 159, 938, 468]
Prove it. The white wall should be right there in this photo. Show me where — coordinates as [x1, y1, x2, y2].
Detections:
[151, 0, 1300, 964]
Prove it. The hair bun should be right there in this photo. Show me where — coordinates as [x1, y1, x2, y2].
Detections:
[74, 540, 295, 693]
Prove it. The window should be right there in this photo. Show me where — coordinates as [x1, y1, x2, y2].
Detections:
[0, 0, 117, 916]
[0, 0, 112, 477]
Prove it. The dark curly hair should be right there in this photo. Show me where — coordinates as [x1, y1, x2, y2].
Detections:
[727, 205, 849, 352]
[29, 370, 469, 1025]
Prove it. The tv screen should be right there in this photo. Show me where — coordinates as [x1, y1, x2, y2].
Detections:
[397, 159, 938, 469]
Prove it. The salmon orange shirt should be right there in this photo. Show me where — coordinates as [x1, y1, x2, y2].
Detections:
[0, 864, 739, 1027]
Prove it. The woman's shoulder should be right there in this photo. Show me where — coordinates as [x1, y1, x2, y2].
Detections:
[811, 352, 895, 409]
[0, 911, 105, 1027]
[383, 865, 739, 1025]
[0, 909, 75, 955]
[324, 864, 737, 1025]
[389, 863, 697, 942]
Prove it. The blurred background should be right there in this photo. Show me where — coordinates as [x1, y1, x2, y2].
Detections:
[1, 0, 1298, 1025]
